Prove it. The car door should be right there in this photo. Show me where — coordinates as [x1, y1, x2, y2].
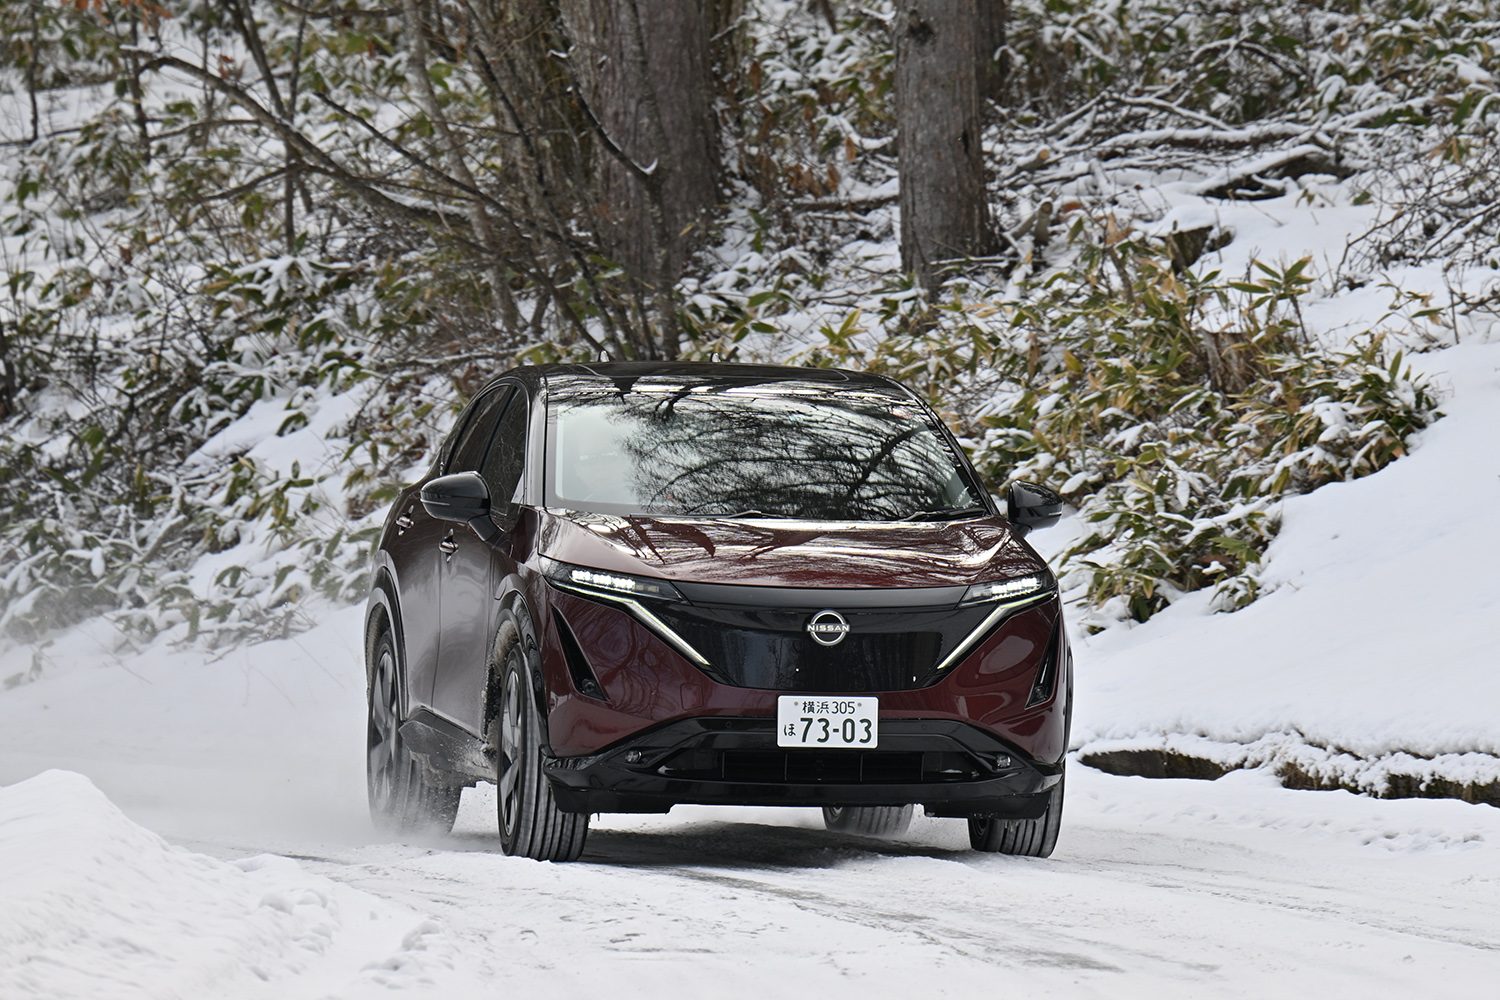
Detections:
[432, 386, 529, 733]
[409, 384, 513, 714]
[387, 387, 504, 715]
[384, 485, 447, 715]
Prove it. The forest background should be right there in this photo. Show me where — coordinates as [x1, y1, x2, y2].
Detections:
[0, 0, 1494, 663]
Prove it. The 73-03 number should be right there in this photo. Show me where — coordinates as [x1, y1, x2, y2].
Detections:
[776, 696, 878, 748]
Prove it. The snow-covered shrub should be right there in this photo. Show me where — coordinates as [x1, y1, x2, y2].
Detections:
[731, 1, 894, 207]
[0, 246, 438, 646]
[995, 0, 1500, 270]
[991, 243, 1437, 622]
[801, 231, 1439, 626]
[0, 0, 508, 649]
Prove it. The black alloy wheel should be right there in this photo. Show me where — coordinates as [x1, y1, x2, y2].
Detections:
[490, 620, 588, 862]
[968, 772, 1064, 856]
[367, 625, 460, 835]
[821, 804, 914, 837]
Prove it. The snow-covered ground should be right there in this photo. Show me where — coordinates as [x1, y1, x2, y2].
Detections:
[0, 771, 444, 999]
[5, 758, 1499, 997]
[1065, 339, 1500, 793]
[3, 332, 1500, 996]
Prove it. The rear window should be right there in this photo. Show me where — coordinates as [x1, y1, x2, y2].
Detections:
[544, 375, 982, 520]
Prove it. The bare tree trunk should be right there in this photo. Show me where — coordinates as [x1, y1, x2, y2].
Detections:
[895, 0, 996, 291]
[812, 0, 838, 32]
[124, 20, 152, 159]
[977, 1, 1006, 107]
[229, 0, 286, 227]
[0, 322, 15, 420]
[564, 0, 722, 356]
[284, 15, 310, 252]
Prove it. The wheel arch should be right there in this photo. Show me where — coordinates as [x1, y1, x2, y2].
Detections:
[482, 583, 552, 753]
[365, 571, 403, 691]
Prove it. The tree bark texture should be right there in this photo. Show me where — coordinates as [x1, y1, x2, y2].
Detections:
[895, 0, 996, 290]
[977, 1, 1006, 106]
[564, 0, 721, 286]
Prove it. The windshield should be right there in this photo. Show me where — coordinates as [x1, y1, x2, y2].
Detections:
[544, 374, 983, 520]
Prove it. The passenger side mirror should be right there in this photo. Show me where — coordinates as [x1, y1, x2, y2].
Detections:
[1006, 481, 1063, 535]
[420, 472, 499, 541]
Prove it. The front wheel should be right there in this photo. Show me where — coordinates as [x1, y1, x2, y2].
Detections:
[367, 624, 460, 835]
[968, 773, 1064, 857]
[821, 804, 914, 837]
[490, 621, 589, 862]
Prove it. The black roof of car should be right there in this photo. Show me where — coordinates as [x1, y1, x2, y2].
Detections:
[498, 360, 899, 392]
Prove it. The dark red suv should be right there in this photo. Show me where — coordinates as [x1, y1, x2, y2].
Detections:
[365, 363, 1070, 861]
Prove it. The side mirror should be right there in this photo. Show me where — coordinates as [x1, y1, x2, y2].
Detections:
[420, 472, 498, 540]
[1006, 481, 1063, 535]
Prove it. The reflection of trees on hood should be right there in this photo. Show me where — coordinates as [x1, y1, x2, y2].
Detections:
[555, 383, 974, 518]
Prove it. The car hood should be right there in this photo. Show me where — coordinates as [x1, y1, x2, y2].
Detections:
[535, 509, 1047, 591]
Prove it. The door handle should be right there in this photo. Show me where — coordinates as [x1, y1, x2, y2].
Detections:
[395, 512, 414, 534]
[438, 537, 459, 556]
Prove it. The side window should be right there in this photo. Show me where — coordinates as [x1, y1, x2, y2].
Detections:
[480, 395, 529, 514]
[448, 386, 514, 474]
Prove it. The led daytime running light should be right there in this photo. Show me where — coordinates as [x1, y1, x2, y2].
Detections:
[960, 572, 1054, 607]
[570, 567, 669, 597]
[541, 558, 705, 666]
[542, 558, 680, 601]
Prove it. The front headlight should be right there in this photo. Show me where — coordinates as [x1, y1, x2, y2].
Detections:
[934, 569, 1059, 676]
[959, 570, 1056, 608]
[540, 557, 683, 602]
[540, 557, 709, 669]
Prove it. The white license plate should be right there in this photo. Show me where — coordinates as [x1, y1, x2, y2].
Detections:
[776, 696, 878, 748]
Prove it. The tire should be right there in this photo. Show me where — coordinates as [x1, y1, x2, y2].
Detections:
[490, 621, 589, 862]
[822, 804, 914, 837]
[367, 623, 461, 835]
[968, 772, 1064, 857]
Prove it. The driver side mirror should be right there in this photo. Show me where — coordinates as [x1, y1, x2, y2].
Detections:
[1005, 481, 1063, 535]
[420, 472, 500, 542]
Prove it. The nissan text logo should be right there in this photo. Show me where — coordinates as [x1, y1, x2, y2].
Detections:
[805, 609, 850, 647]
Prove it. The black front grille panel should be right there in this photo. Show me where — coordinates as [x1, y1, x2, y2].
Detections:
[657, 748, 985, 784]
[654, 603, 993, 691]
[543, 719, 1056, 814]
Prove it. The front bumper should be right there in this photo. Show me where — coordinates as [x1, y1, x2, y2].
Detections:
[543, 717, 1061, 816]
[541, 587, 1071, 767]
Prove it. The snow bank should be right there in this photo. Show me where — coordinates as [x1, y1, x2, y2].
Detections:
[0, 770, 448, 1000]
[2, 769, 327, 997]
[1071, 340, 1500, 768]
[1079, 731, 1500, 806]
[0, 605, 369, 843]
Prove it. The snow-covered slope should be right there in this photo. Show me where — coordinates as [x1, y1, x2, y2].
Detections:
[1069, 339, 1500, 793]
[0, 770, 457, 999]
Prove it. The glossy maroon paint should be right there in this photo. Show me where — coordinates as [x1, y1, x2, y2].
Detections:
[537, 512, 1048, 589]
[542, 584, 1067, 766]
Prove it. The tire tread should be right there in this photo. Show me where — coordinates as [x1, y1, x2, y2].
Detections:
[968, 774, 1064, 857]
[368, 626, 461, 837]
[822, 804, 914, 837]
[493, 620, 588, 862]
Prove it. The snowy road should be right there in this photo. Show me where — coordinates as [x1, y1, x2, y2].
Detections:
[4, 608, 1500, 997]
[163, 769, 1500, 999]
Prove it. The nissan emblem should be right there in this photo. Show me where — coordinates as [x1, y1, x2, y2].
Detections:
[805, 609, 851, 647]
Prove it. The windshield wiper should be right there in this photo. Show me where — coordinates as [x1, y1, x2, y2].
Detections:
[898, 505, 989, 522]
[714, 509, 794, 519]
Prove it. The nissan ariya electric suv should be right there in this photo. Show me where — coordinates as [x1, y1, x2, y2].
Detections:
[365, 362, 1070, 861]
